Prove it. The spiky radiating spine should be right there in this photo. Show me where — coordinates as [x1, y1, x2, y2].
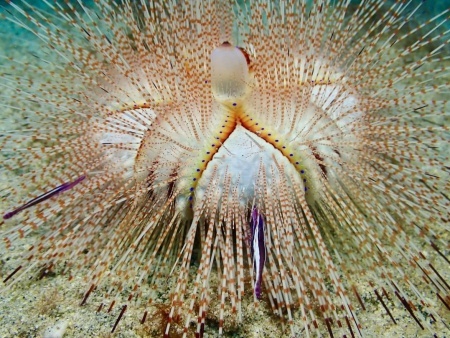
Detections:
[1, 0, 449, 337]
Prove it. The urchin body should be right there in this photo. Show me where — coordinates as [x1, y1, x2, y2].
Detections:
[1, 1, 449, 337]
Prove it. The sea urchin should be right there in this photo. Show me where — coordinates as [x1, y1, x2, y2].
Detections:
[1, 0, 449, 337]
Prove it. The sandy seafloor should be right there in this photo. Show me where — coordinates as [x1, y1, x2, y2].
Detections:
[0, 1, 449, 338]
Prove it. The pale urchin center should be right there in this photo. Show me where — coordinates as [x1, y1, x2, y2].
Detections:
[192, 124, 300, 208]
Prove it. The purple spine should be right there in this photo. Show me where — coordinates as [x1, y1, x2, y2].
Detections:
[3, 175, 86, 220]
[250, 207, 266, 299]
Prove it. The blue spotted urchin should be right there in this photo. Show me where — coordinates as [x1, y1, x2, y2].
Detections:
[1, 0, 449, 337]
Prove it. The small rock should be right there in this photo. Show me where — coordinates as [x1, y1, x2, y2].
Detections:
[43, 320, 69, 338]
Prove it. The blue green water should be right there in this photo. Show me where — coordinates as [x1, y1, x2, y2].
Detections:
[2, 0, 449, 35]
